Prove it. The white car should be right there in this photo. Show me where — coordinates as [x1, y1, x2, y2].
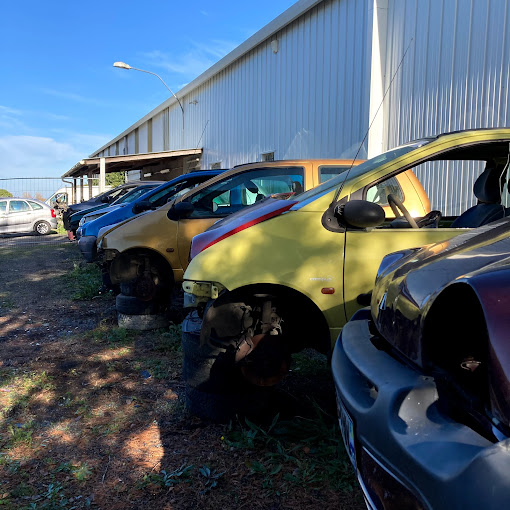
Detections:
[0, 197, 57, 235]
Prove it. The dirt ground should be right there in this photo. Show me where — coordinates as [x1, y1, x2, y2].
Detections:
[0, 242, 364, 510]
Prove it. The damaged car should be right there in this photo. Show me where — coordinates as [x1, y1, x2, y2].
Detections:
[332, 217, 510, 510]
[181, 127, 510, 421]
[97, 159, 362, 319]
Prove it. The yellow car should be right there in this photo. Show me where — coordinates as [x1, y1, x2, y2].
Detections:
[181, 128, 510, 420]
[98, 159, 363, 308]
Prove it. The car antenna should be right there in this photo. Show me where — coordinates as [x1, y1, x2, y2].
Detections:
[331, 37, 415, 205]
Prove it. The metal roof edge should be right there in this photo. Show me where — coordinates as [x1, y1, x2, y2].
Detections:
[89, 0, 324, 158]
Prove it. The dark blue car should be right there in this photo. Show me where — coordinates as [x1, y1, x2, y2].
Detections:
[77, 170, 225, 262]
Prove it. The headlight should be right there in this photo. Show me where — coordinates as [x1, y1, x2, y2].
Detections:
[78, 217, 86, 226]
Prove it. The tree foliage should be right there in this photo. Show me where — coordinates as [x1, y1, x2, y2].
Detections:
[0, 188, 12, 197]
[106, 172, 126, 187]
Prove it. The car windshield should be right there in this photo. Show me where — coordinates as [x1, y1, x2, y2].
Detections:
[294, 139, 434, 205]
[115, 186, 157, 204]
[147, 180, 198, 207]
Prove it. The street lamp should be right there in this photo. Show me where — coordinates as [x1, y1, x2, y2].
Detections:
[113, 61, 184, 131]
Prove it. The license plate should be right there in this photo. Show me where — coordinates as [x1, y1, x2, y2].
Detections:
[338, 400, 356, 470]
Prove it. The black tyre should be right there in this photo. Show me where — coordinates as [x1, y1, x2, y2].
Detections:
[115, 293, 160, 315]
[182, 330, 241, 392]
[181, 319, 272, 421]
[119, 280, 137, 296]
[34, 221, 51, 235]
[185, 384, 271, 423]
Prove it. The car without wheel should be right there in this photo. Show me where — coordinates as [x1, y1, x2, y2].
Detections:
[181, 127, 510, 421]
[0, 197, 57, 236]
[98, 159, 363, 319]
[332, 217, 510, 510]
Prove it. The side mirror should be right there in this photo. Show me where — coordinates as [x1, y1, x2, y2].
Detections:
[132, 200, 152, 214]
[167, 201, 195, 221]
[338, 200, 385, 229]
[100, 195, 111, 203]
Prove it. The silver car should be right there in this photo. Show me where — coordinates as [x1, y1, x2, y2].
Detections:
[0, 197, 57, 235]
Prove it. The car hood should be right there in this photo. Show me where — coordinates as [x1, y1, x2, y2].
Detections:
[371, 218, 510, 365]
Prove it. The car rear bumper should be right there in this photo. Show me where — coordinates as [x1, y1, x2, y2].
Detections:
[332, 309, 510, 510]
[78, 235, 98, 262]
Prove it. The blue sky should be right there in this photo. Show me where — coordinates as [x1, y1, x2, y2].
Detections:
[0, 0, 296, 179]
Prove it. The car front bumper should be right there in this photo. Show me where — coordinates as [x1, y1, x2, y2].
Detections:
[78, 235, 98, 262]
[332, 309, 510, 510]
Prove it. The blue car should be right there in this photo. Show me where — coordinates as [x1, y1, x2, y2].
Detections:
[74, 182, 164, 240]
[77, 170, 225, 262]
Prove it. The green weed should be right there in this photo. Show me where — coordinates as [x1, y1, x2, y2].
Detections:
[64, 262, 102, 300]
[7, 421, 35, 446]
[139, 463, 193, 489]
[155, 323, 183, 352]
[225, 405, 356, 494]
[199, 465, 224, 492]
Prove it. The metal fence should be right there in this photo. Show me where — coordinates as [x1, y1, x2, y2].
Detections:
[0, 177, 74, 247]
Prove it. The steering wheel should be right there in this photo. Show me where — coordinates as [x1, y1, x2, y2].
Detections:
[387, 194, 419, 228]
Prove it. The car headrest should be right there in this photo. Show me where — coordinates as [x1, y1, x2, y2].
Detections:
[291, 181, 303, 194]
[473, 162, 504, 204]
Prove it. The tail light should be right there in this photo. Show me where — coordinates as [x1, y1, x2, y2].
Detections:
[51, 209, 56, 218]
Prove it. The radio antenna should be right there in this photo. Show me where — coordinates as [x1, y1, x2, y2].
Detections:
[332, 37, 415, 203]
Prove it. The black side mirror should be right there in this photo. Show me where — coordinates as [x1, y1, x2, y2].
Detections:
[338, 200, 385, 229]
[100, 195, 110, 203]
[132, 200, 152, 214]
[167, 201, 195, 221]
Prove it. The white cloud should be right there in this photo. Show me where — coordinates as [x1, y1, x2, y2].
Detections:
[39, 88, 107, 106]
[0, 105, 22, 116]
[0, 135, 82, 178]
[140, 38, 238, 82]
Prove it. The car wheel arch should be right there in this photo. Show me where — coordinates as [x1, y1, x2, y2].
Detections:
[109, 248, 174, 288]
[202, 283, 331, 355]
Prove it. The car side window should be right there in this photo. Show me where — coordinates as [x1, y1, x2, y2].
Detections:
[189, 167, 305, 218]
[0, 201, 6, 213]
[319, 165, 350, 183]
[365, 176, 404, 206]
[28, 201, 43, 210]
[9, 200, 31, 213]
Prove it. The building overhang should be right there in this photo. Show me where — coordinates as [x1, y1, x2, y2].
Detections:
[62, 148, 202, 179]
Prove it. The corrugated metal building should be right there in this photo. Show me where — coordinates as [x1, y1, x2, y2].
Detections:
[64, 0, 510, 214]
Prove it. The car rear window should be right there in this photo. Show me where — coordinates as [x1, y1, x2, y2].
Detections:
[28, 201, 43, 210]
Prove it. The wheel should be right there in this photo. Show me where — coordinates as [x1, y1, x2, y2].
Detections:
[387, 194, 418, 228]
[115, 293, 161, 315]
[120, 280, 137, 296]
[117, 312, 169, 330]
[184, 385, 271, 423]
[182, 328, 242, 392]
[34, 221, 51, 235]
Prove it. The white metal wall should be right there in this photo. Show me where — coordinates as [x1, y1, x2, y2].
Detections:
[383, 0, 510, 214]
[185, 0, 371, 168]
[97, 0, 371, 169]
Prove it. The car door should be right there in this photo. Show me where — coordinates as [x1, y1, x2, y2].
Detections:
[0, 200, 7, 233]
[341, 145, 509, 322]
[176, 166, 306, 270]
[7, 200, 32, 233]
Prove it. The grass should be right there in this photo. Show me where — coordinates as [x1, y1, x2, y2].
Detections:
[225, 405, 356, 495]
[64, 262, 103, 300]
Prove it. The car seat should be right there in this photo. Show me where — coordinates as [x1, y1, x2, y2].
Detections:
[291, 181, 303, 195]
[451, 162, 507, 228]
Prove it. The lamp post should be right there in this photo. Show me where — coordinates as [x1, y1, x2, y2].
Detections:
[113, 61, 185, 132]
